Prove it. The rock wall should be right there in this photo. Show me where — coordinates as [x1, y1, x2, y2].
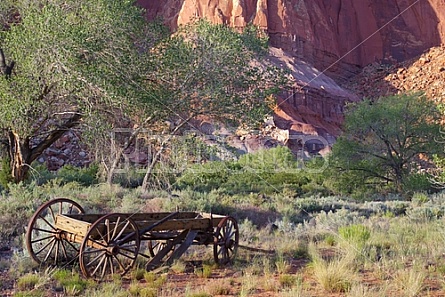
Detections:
[138, 0, 445, 81]
[136, 0, 445, 154]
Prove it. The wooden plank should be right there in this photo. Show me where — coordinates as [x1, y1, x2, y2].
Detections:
[166, 230, 198, 265]
[199, 213, 226, 227]
[65, 212, 200, 222]
[136, 218, 212, 233]
[146, 230, 189, 271]
[55, 214, 91, 237]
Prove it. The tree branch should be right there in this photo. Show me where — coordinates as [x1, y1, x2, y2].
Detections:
[29, 112, 82, 162]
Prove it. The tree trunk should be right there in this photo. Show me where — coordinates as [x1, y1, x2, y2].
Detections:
[141, 116, 193, 192]
[6, 112, 81, 184]
[8, 131, 32, 183]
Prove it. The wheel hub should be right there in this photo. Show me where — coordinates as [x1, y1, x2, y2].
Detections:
[106, 244, 119, 256]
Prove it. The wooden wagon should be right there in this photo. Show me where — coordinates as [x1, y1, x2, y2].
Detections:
[25, 198, 239, 279]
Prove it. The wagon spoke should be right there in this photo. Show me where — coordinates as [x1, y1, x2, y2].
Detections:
[117, 250, 136, 261]
[54, 240, 60, 265]
[101, 256, 108, 279]
[109, 257, 115, 276]
[64, 239, 80, 253]
[43, 239, 57, 263]
[82, 248, 106, 255]
[48, 205, 56, 222]
[90, 254, 107, 276]
[68, 204, 74, 214]
[86, 238, 108, 249]
[32, 227, 56, 235]
[106, 219, 111, 242]
[114, 255, 126, 271]
[31, 235, 55, 244]
[111, 216, 121, 240]
[86, 250, 106, 267]
[35, 237, 56, 256]
[60, 240, 69, 260]
[115, 220, 130, 240]
[119, 243, 138, 250]
[38, 215, 57, 231]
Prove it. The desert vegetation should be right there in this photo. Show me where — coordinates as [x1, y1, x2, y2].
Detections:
[2, 0, 445, 296]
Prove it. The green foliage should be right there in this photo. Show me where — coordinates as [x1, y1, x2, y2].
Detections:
[176, 146, 311, 195]
[0, 157, 12, 190]
[56, 164, 99, 186]
[331, 92, 442, 195]
[338, 224, 371, 245]
[146, 19, 290, 127]
[0, 0, 156, 182]
[52, 269, 91, 294]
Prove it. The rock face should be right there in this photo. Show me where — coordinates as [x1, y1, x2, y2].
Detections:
[132, 0, 445, 156]
[138, 0, 445, 81]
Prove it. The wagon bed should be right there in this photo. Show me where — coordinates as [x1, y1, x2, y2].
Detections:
[26, 198, 239, 279]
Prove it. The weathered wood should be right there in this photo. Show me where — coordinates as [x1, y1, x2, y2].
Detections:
[65, 212, 199, 222]
[166, 230, 198, 265]
[55, 214, 91, 238]
[146, 230, 189, 271]
[136, 218, 213, 233]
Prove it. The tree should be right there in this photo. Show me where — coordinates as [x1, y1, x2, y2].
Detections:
[331, 92, 443, 193]
[138, 21, 290, 190]
[105, 20, 291, 189]
[0, 0, 153, 183]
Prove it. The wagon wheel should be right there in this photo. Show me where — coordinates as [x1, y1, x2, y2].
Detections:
[26, 198, 84, 266]
[214, 216, 239, 265]
[79, 213, 140, 279]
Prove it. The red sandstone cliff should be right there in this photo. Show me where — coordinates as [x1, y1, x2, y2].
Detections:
[136, 0, 445, 150]
[138, 0, 445, 80]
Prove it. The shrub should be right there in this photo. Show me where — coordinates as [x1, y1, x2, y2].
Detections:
[0, 157, 13, 190]
[56, 164, 99, 186]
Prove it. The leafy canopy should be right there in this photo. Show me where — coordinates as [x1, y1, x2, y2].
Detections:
[330, 92, 443, 194]
[0, 0, 150, 136]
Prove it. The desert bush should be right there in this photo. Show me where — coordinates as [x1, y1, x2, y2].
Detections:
[176, 146, 316, 195]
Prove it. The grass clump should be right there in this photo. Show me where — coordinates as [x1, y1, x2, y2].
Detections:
[393, 268, 425, 297]
[143, 272, 167, 289]
[52, 269, 92, 295]
[278, 274, 298, 288]
[309, 244, 357, 293]
[170, 259, 187, 273]
[132, 267, 146, 280]
[338, 224, 371, 244]
[194, 264, 213, 278]
[17, 273, 41, 290]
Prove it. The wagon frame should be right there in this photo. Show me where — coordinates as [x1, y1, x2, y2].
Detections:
[26, 198, 239, 279]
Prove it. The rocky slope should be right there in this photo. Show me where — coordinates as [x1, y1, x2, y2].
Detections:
[343, 45, 445, 103]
